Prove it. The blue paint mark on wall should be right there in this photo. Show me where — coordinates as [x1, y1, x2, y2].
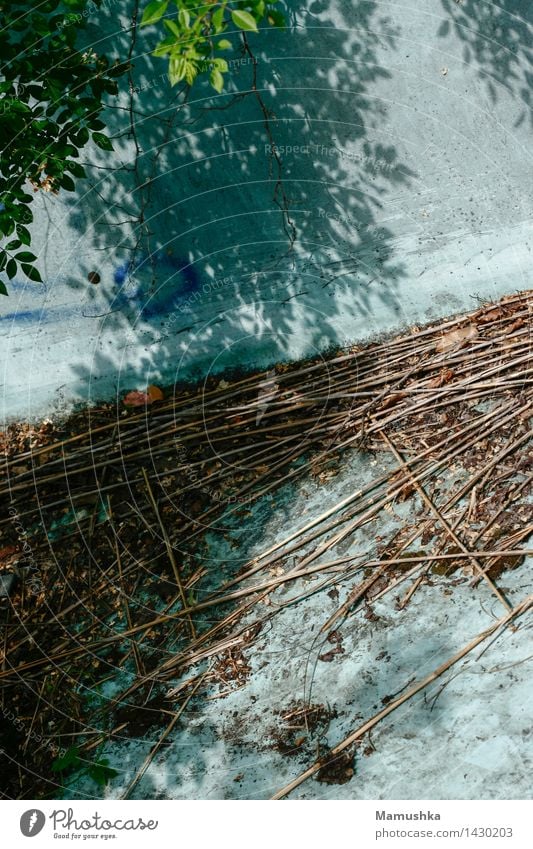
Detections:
[113, 262, 131, 286]
[111, 251, 203, 321]
[1, 250, 207, 332]
[0, 309, 44, 323]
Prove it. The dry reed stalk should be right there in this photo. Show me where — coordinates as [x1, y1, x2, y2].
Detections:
[142, 468, 195, 638]
[379, 430, 511, 611]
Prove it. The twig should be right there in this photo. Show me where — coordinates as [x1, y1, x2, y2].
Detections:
[142, 468, 195, 638]
[379, 430, 512, 611]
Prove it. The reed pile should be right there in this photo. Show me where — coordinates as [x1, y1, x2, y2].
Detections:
[0, 289, 531, 798]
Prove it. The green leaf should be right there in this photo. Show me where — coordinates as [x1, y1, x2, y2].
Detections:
[51, 747, 81, 773]
[163, 18, 182, 38]
[21, 263, 42, 282]
[184, 62, 198, 85]
[88, 759, 119, 787]
[16, 225, 31, 245]
[168, 56, 187, 86]
[15, 252, 37, 263]
[93, 132, 114, 151]
[0, 219, 15, 237]
[104, 79, 119, 95]
[6, 259, 17, 279]
[267, 8, 285, 27]
[0, 281, 8, 296]
[212, 58, 228, 72]
[56, 109, 71, 125]
[212, 6, 225, 30]
[140, 0, 169, 26]
[65, 161, 86, 179]
[108, 61, 131, 78]
[178, 8, 190, 28]
[60, 174, 76, 192]
[231, 9, 258, 32]
[217, 39, 232, 49]
[153, 36, 176, 57]
[210, 69, 224, 92]
[5, 239, 21, 251]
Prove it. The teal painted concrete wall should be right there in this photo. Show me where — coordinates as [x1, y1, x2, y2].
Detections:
[1, 0, 532, 419]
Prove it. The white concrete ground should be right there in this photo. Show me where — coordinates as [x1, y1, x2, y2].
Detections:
[62, 447, 532, 800]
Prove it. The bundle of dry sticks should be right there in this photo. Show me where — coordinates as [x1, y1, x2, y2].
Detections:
[0, 289, 531, 798]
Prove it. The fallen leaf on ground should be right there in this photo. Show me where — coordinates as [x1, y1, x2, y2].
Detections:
[123, 385, 164, 406]
[428, 368, 454, 388]
[147, 385, 164, 402]
[476, 306, 504, 324]
[435, 324, 478, 353]
[0, 546, 19, 568]
[318, 468, 339, 484]
[316, 750, 355, 785]
[380, 391, 407, 409]
[123, 390, 150, 407]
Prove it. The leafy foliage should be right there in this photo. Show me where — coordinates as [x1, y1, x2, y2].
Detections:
[87, 757, 119, 786]
[141, 0, 286, 92]
[51, 745, 82, 773]
[0, 0, 128, 293]
[0, 0, 287, 296]
[51, 745, 119, 787]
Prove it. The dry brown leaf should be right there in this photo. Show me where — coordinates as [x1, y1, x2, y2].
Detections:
[380, 391, 406, 410]
[147, 384, 164, 402]
[0, 545, 19, 569]
[476, 307, 504, 324]
[318, 468, 339, 484]
[123, 385, 164, 406]
[123, 390, 150, 407]
[10, 464, 30, 474]
[428, 368, 454, 388]
[435, 324, 478, 353]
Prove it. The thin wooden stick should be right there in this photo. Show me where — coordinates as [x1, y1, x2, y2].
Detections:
[107, 498, 145, 677]
[142, 467, 195, 638]
[379, 430, 512, 612]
